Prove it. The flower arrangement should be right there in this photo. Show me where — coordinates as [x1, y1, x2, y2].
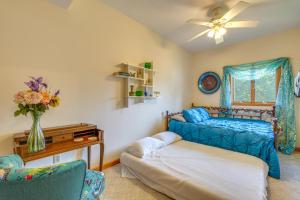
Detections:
[13, 77, 60, 153]
[14, 77, 60, 116]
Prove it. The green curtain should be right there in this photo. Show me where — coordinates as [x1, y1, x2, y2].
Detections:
[220, 57, 296, 154]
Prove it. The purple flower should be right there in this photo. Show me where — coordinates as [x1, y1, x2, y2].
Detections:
[30, 76, 43, 84]
[25, 76, 48, 91]
[25, 80, 39, 92]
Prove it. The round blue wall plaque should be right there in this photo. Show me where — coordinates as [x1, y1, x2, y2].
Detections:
[198, 71, 221, 94]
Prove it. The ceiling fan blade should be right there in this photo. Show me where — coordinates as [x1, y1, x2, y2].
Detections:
[187, 29, 210, 42]
[187, 19, 211, 27]
[220, 1, 250, 22]
[215, 35, 224, 45]
[225, 21, 259, 28]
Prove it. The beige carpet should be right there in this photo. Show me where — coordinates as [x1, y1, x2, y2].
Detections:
[102, 152, 300, 200]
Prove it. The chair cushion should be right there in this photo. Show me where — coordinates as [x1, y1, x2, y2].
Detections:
[80, 170, 105, 200]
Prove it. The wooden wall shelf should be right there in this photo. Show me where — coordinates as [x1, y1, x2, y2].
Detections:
[114, 62, 159, 107]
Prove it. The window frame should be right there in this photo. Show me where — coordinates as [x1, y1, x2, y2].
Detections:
[231, 67, 281, 106]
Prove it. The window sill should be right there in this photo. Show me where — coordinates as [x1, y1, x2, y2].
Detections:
[232, 102, 275, 107]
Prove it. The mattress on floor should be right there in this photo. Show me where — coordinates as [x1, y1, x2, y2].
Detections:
[121, 140, 269, 200]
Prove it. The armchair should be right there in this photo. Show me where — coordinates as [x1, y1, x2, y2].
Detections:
[0, 154, 105, 200]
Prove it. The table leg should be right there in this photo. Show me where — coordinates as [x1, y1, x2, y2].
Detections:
[87, 146, 91, 169]
[100, 142, 104, 171]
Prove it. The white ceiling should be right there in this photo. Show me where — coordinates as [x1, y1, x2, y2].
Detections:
[102, 0, 300, 52]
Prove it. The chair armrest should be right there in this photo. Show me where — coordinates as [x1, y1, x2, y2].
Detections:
[80, 170, 105, 200]
[0, 154, 24, 170]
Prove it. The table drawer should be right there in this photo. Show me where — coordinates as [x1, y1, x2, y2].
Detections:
[53, 133, 73, 143]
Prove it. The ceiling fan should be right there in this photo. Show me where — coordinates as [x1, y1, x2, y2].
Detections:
[187, 1, 259, 44]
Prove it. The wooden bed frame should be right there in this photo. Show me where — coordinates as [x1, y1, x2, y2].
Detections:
[166, 103, 279, 147]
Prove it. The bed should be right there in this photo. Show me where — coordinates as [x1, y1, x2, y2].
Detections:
[167, 105, 280, 179]
[121, 140, 269, 200]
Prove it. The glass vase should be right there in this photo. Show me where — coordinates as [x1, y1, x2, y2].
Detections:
[27, 111, 45, 153]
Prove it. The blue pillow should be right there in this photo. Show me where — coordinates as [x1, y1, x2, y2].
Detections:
[183, 109, 203, 123]
[195, 108, 210, 120]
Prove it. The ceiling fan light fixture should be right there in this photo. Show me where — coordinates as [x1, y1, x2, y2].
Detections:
[219, 27, 227, 36]
[187, 1, 255, 44]
[207, 29, 215, 38]
[215, 31, 221, 39]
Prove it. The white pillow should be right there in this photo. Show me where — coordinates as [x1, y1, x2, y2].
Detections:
[152, 131, 182, 145]
[126, 137, 165, 158]
[171, 114, 186, 122]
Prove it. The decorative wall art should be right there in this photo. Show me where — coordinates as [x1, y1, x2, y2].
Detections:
[198, 71, 221, 94]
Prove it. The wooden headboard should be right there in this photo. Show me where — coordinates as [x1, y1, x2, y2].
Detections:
[166, 103, 278, 146]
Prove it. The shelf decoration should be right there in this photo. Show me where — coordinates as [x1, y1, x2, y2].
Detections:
[144, 62, 152, 69]
[135, 90, 143, 96]
[113, 62, 159, 107]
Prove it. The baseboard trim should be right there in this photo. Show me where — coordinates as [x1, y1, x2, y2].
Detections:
[93, 159, 120, 171]
[103, 159, 120, 170]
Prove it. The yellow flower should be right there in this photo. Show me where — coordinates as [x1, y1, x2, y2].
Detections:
[50, 96, 60, 108]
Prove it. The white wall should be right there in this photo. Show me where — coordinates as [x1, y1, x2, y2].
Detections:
[0, 0, 193, 167]
[192, 28, 300, 147]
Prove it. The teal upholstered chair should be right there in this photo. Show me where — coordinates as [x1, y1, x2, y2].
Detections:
[0, 154, 105, 200]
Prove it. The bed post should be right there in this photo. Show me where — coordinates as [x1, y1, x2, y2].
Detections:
[166, 110, 169, 131]
[271, 105, 278, 149]
[272, 105, 276, 117]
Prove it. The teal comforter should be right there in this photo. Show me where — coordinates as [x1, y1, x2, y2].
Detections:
[169, 117, 280, 179]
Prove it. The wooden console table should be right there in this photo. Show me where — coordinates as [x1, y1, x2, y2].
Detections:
[13, 123, 104, 171]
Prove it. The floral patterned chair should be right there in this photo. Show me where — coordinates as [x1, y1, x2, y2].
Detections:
[0, 154, 105, 200]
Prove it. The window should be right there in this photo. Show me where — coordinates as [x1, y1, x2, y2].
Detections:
[232, 68, 281, 106]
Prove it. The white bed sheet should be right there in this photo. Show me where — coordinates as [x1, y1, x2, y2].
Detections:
[121, 140, 269, 200]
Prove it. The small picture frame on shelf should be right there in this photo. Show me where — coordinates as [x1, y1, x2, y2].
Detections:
[137, 69, 143, 78]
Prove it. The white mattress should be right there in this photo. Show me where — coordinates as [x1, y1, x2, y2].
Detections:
[121, 140, 269, 200]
